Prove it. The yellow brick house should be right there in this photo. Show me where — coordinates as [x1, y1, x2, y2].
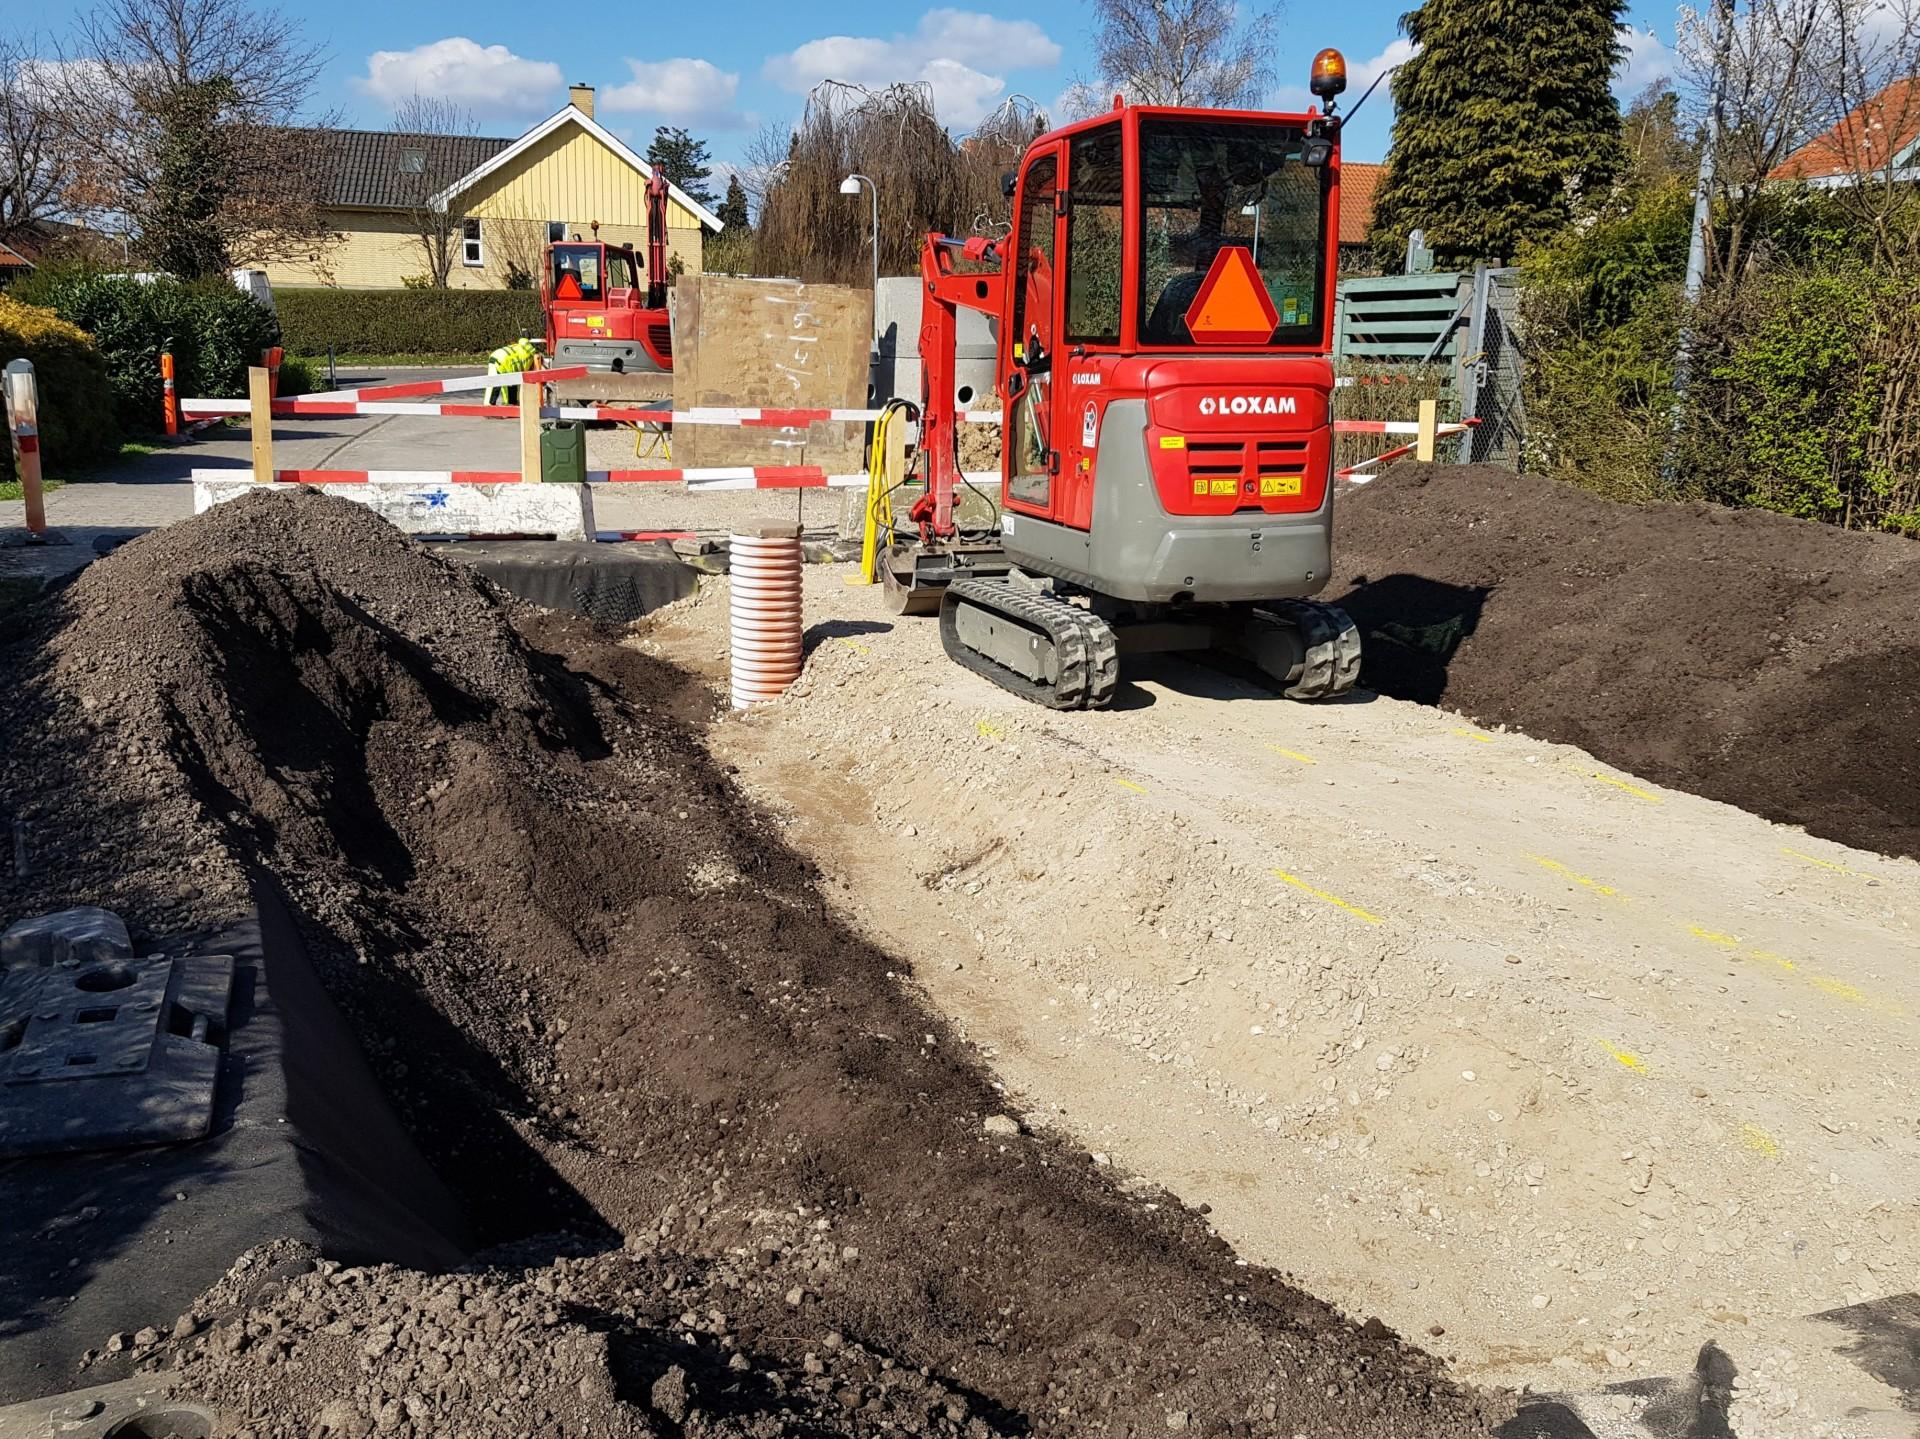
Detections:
[267, 86, 723, 290]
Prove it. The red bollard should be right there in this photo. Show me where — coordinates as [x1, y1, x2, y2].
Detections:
[161, 349, 179, 437]
[263, 346, 284, 398]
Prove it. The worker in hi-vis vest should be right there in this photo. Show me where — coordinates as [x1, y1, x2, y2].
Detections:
[486, 336, 540, 406]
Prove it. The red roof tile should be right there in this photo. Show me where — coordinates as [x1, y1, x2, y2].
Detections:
[1771, 78, 1920, 180]
[1338, 162, 1384, 246]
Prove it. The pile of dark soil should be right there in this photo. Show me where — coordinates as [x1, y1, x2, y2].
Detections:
[0, 491, 1505, 1437]
[1333, 465, 1920, 860]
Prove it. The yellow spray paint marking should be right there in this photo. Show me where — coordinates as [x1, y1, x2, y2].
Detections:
[1739, 1124, 1781, 1159]
[1747, 948, 1796, 972]
[975, 719, 1004, 741]
[1582, 770, 1663, 804]
[1265, 744, 1316, 765]
[1808, 974, 1871, 1004]
[1528, 855, 1629, 901]
[837, 638, 871, 655]
[1451, 727, 1495, 743]
[1781, 846, 1855, 876]
[1272, 869, 1383, 925]
[1688, 925, 1742, 950]
[1111, 777, 1148, 794]
[1595, 1039, 1649, 1073]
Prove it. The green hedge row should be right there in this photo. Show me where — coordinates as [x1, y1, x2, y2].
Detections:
[275, 288, 543, 357]
[13, 266, 293, 432]
[0, 296, 121, 480]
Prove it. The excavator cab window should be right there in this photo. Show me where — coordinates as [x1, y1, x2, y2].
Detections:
[604, 250, 636, 293]
[1064, 125, 1124, 346]
[551, 243, 603, 303]
[1138, 118, 1328, 346]
[1007, 151, 1060, 505]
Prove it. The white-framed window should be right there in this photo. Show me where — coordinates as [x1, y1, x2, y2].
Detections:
[546, 220, 567, 243]
[461, 218, 484, 267]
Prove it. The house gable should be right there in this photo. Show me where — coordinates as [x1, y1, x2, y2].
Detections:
[441, 107, 723, 232]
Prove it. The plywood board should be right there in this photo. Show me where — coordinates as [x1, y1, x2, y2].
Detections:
[674, 276, 874, 471]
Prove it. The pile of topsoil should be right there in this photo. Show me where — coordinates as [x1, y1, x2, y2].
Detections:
[0, 490, 1507, 1437]
[1333, 465, 1920, 860]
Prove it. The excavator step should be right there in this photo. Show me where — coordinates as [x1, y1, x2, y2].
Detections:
[939, 579, 1120, 711]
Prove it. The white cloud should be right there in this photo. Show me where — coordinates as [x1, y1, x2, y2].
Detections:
[1355, 38, 1420, 94]
[764, 8, 1063, 127]
[1615, 26, 1676, 96]
[604, 57, 748, 127]
[355, 37, 563, 115]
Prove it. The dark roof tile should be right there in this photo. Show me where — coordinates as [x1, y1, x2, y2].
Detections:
[299, 128, 515, 210]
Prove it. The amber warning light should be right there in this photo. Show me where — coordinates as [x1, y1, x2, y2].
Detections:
[1311, 49, 1348, 100]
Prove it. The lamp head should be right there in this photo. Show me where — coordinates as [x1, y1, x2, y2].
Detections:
[839, 175, 862, 195]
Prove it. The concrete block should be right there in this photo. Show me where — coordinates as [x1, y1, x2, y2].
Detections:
[1, 906, 132, 971]
[192, 477, 596, 542]
[871, 276, 996, 409]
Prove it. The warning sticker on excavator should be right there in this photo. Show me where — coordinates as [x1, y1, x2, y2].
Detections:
[1191, 478, 1208, 496]
[586, 315, 604, 329]
[1159, 436, 1187, 450]
[1208, 479, 1237, 496]
[1260, 475, 1303, 497]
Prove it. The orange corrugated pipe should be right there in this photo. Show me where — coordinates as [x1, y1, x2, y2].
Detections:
[729, 525, 804, 708]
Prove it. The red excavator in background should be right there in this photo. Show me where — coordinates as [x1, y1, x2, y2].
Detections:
[542, 169, 675, 381]
[880, 50, 1362, 710]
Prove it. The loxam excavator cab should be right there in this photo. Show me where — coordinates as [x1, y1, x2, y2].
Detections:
[886, 53, 1363, 710]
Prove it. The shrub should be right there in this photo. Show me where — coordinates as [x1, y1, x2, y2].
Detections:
[15, 265, 283, 432]
[0, 296, 121, 481]
[274, 288, 543, 357]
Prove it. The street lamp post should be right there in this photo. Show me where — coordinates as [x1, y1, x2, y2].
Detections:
[840, 173, 879, 301]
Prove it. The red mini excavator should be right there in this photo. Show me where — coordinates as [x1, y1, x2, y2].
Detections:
[542, 170, 675, 378]
[882, 51, 1362, 710]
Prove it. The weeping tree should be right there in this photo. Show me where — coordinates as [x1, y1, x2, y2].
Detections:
[750, 81, 1046, 286]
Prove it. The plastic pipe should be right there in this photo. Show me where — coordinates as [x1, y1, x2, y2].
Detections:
[729, 524, 804, 708]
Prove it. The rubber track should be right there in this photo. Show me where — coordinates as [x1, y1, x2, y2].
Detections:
[1264, 600, 1362, 700]
[940, 579, 1120, 711]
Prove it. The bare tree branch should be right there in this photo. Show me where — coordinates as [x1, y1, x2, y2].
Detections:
[391, 93, 479, 288]
[1086, 0, 1280, 108]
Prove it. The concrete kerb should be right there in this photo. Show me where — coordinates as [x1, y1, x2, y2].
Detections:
[191, 474, 596, 543]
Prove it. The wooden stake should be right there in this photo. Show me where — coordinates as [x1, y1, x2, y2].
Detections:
[248, 366, 274, 482]
[1415, 398, 1438, 463]
[519, 379, 542, 483]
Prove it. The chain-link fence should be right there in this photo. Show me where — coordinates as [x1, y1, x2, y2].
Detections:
[1331, 264, 1528, 471]
[1455, 266, 1526, 467]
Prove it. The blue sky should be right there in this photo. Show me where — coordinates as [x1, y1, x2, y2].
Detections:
[28, 1, 1684, 170]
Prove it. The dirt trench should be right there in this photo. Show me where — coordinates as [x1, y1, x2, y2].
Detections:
[0, 490, 1506, 1437]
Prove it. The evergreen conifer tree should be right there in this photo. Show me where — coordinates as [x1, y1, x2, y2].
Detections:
[645, 126, 716, 207]
[1369, 0, 1627, 266]
[718, 174, 750, 231]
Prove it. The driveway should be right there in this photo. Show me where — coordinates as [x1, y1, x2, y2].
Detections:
[0, 368, 854, 583]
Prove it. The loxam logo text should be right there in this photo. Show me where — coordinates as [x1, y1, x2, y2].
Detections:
[1198, 394, 1297, 417]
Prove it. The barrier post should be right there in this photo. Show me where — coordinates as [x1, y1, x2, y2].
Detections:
[519, 377, 541, 483]
[160, 347, 179, 437]
[1415, 399, 1438, 463]
[263, 346, 283, 398]
[248, 365, 274, 482]
[4, 360, 47, 539]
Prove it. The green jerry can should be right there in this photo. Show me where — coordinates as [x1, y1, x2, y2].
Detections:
[539, 421, 587, 484]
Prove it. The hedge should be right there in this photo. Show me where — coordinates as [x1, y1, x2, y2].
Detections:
[14, 267, 289, 432]
[0, 296, 121, 481]
[274, 288, 543, 357]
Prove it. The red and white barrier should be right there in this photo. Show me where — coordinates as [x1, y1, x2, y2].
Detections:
[1336, 418, 1481, 480]
[180, 396, 1003, 426]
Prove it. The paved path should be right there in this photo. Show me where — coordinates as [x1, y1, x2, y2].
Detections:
[0, 368, 851, 584]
